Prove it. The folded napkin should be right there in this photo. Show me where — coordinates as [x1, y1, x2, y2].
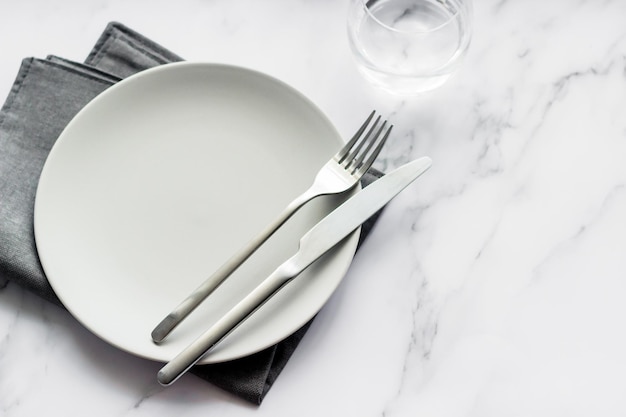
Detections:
[0, 22, 383, 405]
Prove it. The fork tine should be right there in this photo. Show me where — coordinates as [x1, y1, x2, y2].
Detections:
[336, 110, 376, 163]
[354, 124, 392, 177]
[340, 115, 381, 165]
[348, 120, 387, 173]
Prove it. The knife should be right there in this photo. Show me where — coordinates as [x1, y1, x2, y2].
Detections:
[157, 156, 432, 386]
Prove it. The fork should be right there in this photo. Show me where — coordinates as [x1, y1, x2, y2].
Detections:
[151, 110, 391, 343]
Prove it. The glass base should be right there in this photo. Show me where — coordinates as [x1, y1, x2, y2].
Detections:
[356, 64, 454, 95]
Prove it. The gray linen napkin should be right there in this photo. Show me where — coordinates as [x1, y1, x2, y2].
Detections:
[0, 22, 383, 404]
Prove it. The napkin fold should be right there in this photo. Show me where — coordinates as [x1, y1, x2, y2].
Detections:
[0, 22, 383, 405]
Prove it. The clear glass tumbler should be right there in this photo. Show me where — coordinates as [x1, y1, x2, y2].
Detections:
[347, 0, 472, 94]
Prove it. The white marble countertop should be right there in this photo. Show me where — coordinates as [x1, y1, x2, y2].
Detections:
[2, 0, 626, 415]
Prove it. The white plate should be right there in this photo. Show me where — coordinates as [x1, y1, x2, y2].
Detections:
[34, 62, 359, 364]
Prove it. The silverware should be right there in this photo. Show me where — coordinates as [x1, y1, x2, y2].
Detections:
[156, 156, 432, 386]
[151, 111, 391, 343]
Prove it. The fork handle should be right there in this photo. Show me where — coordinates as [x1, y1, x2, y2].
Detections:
[151, 190, 315, 343]
[156, 260, 296, 386]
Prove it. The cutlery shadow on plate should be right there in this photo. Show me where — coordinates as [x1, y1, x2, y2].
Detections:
[151, 190, 357, 355]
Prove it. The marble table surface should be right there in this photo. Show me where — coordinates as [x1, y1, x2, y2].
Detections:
[2, 0, 626, 415]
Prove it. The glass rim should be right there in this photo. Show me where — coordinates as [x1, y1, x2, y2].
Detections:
[360, 0, 462, 34]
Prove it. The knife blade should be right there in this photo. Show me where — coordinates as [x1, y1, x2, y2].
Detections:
[157, 156, 432, 386]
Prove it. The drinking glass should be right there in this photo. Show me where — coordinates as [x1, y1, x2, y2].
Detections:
[347, 0, 472, 94]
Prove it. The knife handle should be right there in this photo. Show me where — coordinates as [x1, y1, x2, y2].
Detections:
[157, 259, 297, 386]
